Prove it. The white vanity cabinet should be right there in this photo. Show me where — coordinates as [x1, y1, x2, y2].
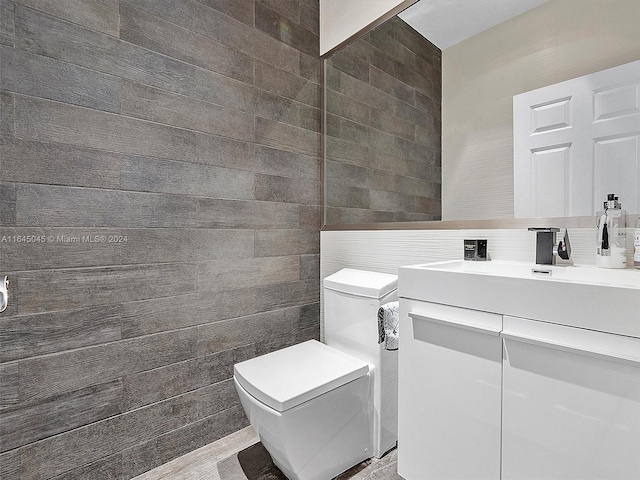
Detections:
[398, 299, 503, 480]
[501, 316, 640, 480]
[398, 260, 640, 480]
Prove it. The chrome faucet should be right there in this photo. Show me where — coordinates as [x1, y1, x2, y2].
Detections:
[528, 228, 571, 265]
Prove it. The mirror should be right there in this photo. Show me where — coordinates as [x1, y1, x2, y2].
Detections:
[324, 14, 442, 225]
[323, 0, 640, 225]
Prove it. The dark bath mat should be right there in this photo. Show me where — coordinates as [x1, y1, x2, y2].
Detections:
[228, 442, 376, 480]
[237, 443, 287, 480]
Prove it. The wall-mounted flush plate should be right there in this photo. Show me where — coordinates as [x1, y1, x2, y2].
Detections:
[0, 276, 9, 313]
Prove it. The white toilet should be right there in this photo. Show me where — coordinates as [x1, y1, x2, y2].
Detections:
[234, 268, 398, 480]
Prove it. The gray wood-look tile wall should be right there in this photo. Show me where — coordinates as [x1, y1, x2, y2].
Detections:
[325, 17, 442, 224]
[0, 0, 320, 478]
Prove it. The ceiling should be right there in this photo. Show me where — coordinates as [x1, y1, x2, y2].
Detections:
[398, 0, 551, 50]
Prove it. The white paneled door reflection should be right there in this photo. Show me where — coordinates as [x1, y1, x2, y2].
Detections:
[514, 60, 640, 217]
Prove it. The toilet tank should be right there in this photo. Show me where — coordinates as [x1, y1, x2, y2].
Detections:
[323, 269, 398, 357]
[323, 268, 398, 458]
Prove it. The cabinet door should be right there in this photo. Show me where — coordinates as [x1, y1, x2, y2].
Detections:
[502, 316, 640, 479]
[398, 299, 502, 480]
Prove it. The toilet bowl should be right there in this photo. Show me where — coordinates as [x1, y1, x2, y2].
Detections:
[234, 269, 398, 480]
[235, 340, 372, 480]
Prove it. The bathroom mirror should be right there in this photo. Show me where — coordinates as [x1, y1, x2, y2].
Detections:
[324, 13, 442, 225]
[322, 0, 640, 226]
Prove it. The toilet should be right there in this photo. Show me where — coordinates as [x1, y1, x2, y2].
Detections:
[233, 268, 399, 480]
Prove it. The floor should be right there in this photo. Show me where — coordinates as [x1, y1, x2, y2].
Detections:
[134, 427, 402, 480]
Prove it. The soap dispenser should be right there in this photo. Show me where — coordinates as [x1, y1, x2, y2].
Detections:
[596, 194, 627, 269]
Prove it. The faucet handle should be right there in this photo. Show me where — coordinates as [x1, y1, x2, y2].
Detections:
[554, 228, 571, 260]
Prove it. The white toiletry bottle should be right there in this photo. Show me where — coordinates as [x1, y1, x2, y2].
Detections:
[634, 215, 640, 269]
[596, 194, 627, 269]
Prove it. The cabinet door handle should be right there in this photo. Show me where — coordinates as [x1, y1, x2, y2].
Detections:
[501, 331, 640, 367]
[409, 312, 502, 336]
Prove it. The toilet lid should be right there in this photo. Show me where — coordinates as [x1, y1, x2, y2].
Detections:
[323, 268, 397, 299]
[234, 340, 369, 412]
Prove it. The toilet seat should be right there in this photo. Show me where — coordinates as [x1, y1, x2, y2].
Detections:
[234, 340, 370, 412]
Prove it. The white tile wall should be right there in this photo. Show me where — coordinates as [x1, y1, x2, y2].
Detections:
[320, 227, 636, 337]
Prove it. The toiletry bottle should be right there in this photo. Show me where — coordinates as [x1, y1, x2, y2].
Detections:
[634, 215, 640, 269]
[596, 194, 627, 269]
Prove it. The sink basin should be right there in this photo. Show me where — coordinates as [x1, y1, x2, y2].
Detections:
[399, 260, 640, 338]
[415, 260, 640, 288]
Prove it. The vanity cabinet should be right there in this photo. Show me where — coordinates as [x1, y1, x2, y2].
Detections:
[398, 299, 502, 480]
[398, 261, 640, 480]
[501, 316, 640, 479]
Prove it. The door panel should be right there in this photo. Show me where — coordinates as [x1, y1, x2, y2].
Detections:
[514, 60, 640, 217]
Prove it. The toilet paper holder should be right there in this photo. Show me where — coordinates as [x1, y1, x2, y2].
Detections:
[0, 276, 9, 313]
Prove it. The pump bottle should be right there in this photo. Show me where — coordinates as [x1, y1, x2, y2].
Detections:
[596, 194, 627, 269]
